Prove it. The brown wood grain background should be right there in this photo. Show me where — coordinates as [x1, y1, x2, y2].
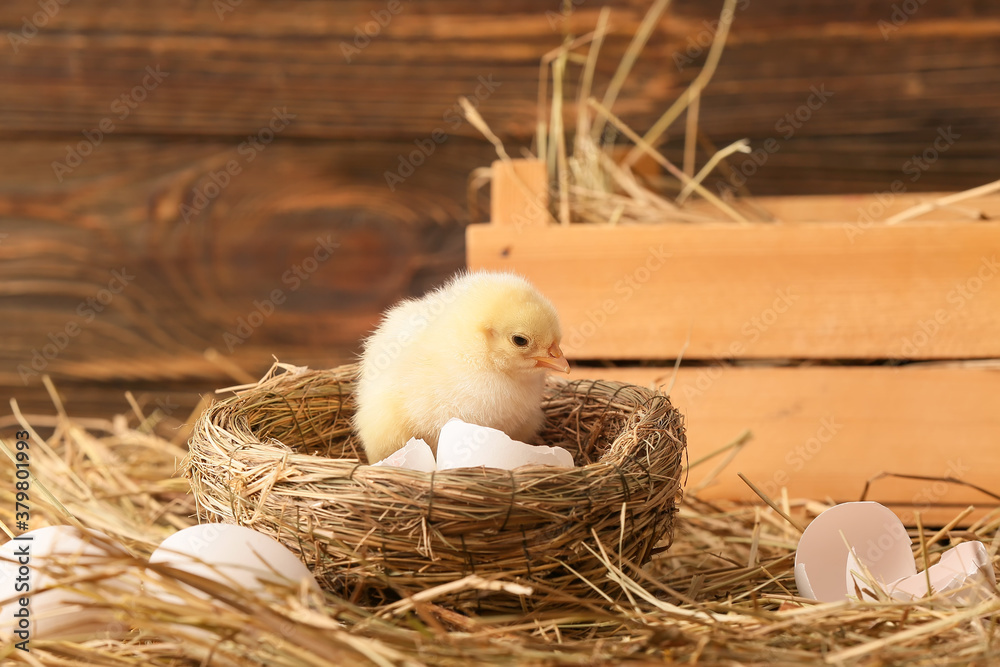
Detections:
[1, 0, 997, 420]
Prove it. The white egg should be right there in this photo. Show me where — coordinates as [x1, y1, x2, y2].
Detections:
[147, 523, 319, 600]
[0, 525, 133, 642]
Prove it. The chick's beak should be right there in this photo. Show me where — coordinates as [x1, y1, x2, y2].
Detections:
[532, 343, 570, 374]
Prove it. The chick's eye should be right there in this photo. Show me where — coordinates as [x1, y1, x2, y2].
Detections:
[511, 334, 529, 347]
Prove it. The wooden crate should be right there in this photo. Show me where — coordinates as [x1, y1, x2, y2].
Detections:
[468, 159, 1000, 525]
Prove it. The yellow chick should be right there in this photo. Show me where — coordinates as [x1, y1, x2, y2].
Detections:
[354, 270, 570, 463]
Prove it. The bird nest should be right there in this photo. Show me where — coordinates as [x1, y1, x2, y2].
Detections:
[185, 362, 686, 612]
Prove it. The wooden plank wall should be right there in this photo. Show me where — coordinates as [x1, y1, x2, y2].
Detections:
[2, 0, 999, 420]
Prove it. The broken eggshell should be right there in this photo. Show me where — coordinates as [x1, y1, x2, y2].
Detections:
[883, 540, 997, 605]
[795, 501, 915, 602]
[436, 418, 575, 471]
[798, 501, 998, 605]
[371, 437, 436, 472]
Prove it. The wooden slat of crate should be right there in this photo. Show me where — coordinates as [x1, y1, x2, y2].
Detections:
[692, 191, 1000, 224]
[468, 222, 1000, 360]
[577, 365, 1000, 526]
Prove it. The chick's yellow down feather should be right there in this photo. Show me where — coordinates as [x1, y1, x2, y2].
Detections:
[354, 271, 570, 463]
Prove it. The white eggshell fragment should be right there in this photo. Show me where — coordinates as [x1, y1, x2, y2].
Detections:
[795, 501, 915, 602]
[436, 418, 575, 471]
[798, 501, 998, 606]
[372, 437, 437, 472]
[886, 541, 997, 605]
[148, 523, 319, 599]
[0, 525, 132, 641]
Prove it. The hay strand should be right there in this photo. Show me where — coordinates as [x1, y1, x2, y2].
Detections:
[626, 0, 740, 166]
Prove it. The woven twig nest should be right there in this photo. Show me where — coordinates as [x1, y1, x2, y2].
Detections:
[186, 363, 686, 612]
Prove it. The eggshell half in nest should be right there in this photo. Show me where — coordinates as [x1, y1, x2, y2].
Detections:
[436, 418, 575, 471]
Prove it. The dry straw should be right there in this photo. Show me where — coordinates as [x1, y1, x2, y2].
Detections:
[462, 0, 755, 226]
[185, 362, 687, 613]
[464, 0, 1000, 228]
[3, 389, 1000, 665]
